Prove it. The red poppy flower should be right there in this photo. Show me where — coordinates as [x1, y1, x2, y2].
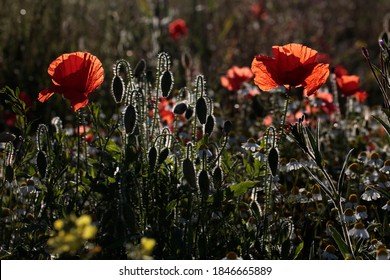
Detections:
[19, 91, 33, 108]
[354, 90, 368, 103]
[251, 2, 268, 20]
[38, 52, 104, 111]
[251, 43, 330, 95]
[168, 19, 187, 41]
[307, 91, 336, 115]
[220, 66, 253, 91]
[75, 125, 95, 144]
[336, 75, 361, 96]
[334, 64, 349, 77]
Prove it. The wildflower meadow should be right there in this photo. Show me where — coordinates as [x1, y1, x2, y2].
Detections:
[1, 0, 390, 261]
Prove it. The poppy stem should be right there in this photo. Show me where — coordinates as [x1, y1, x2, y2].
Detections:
[75, 110, 81, 213]
[279, 87, 291, 143]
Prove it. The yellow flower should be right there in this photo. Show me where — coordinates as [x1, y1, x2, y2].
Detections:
[54, 219, 64, 230]
[141, 237, 156, 255]
[47, 214, 97, 256]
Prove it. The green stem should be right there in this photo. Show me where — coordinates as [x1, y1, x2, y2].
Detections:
[279, 87, 291, 145]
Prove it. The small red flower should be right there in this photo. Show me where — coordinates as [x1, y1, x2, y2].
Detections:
[251, 43, 330, 95]
[38, 52, 104, 111]
[19, 91, 33, 108]
[307, 90, 336, 115]
[4, 112, 17, 127]
[354, 90, 368, 103]
[168, 19, 187, 41]
[251, 2, 268, 20]
[334, 64, 349, 77]
[336, 75, 361, 96]
[75, 125, 95, 144]
[220, 66, 253, 91]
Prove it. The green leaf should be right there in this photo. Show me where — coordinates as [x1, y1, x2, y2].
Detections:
[337, 148, 354, 195]
[305, 127, 322, 167]
[372, 115, 390, 138]
[218, 15, 235, 42]
[293, 242, 304, 259]
[105, 140, 122, 154]
[328, 225, 351, 259]
[230, 180, 258, 196]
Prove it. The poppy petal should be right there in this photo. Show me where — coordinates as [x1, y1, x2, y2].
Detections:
[302, 63, 330, 96]
[274, 43, 318, 66]
[61, 88, 90, 111]
[38, 86, 58, 102]
[251, 55, 280, 91]
[84, 54, 104, 94]
[220, 76, 231, 90]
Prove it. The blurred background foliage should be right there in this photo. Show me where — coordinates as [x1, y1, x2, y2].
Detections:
[0, 0, 389, 123]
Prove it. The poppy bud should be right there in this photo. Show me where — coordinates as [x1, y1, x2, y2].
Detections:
[134, 59, 146, 80]
[268, 147, 279, 176]
[196, 97, 207, 124]
[183, 158, 197, 189]
[173, 102, 188, 115]
[213, 166, 223, 188]
[5, 165, 14, 183]
[158, 148, 170, 165]
[204, 115, 215, 136]
[198, 170, 210, 197]
[148, 146, 157, 173]
[36, 150, 47, 179]
[124, 105, 137, 134]
[160, 70, 174, 98]
[0, 132, 16, 143]
[223, 120, 233, 134]
[185, 106, 194, 120]
[111, 75, 124, 103]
